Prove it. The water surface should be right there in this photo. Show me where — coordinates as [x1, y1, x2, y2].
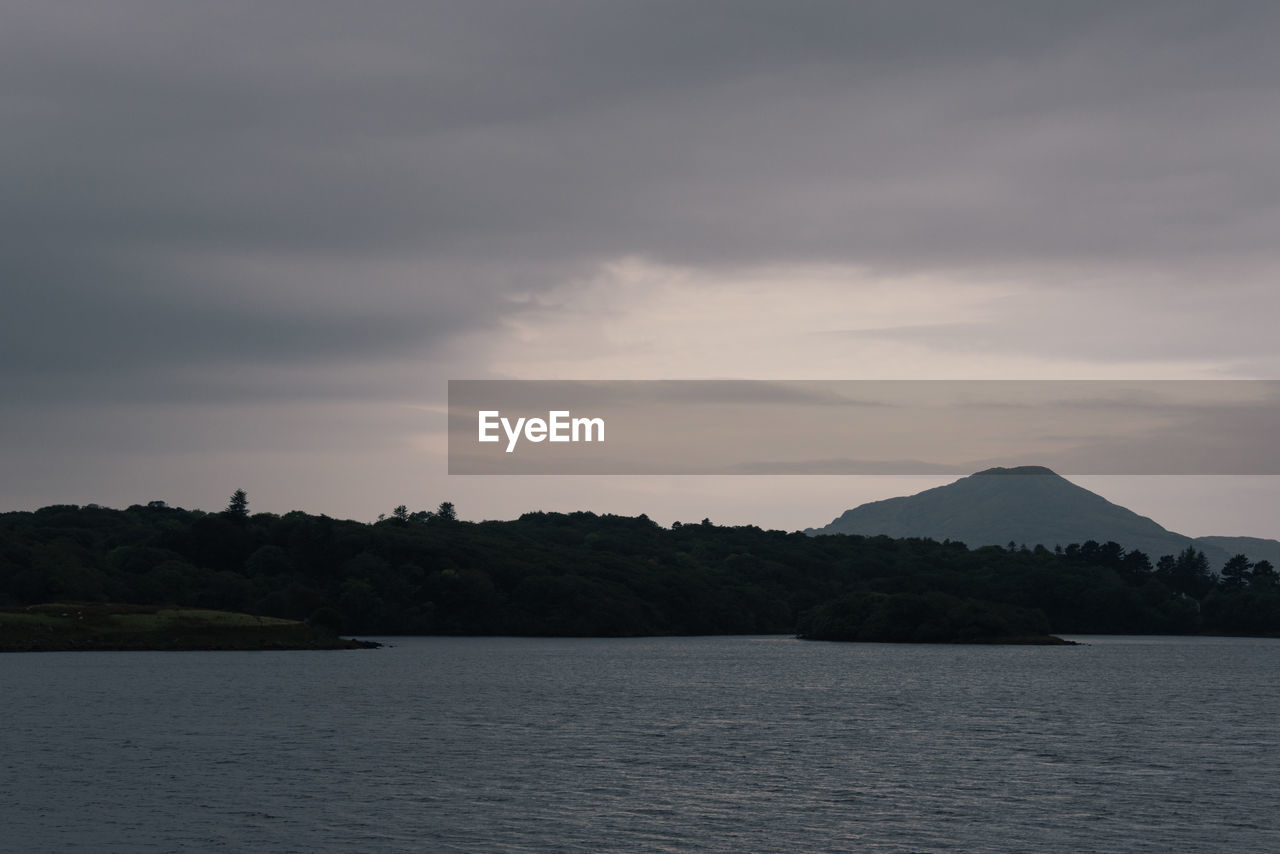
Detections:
[3, 635, 1278, 852]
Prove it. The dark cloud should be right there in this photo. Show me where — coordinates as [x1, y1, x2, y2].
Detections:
[4, 1, 1280, 517]
[6, 3, 1280, 390]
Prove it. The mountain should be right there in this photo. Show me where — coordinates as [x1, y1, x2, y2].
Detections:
[1194, 536, 1280, 570]
[807, 466, 1279, 569]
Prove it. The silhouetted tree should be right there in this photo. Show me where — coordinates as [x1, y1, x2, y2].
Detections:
[1158, 546, 1214, 598]
[1250, 559, 1277, 589]
[6, 501, 1280, 639]
[1097, 541, 1126, 568]
[436, 501, 457, 522]
[224, 489, 249, 518]
[1121, 549, 1153, 583]
[1220, 553, 1253, 591]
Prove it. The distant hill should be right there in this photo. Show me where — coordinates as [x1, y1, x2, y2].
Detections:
[806, 466, 1279, 569]
[1195, 536, 1280, 570]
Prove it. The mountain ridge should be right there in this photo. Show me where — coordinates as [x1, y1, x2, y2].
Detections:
[806, 467, 1278, 569]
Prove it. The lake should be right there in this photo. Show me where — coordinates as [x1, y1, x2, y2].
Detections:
[3, 635, 1278, 852]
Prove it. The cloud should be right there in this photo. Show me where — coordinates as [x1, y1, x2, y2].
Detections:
[3, 1, 1280, 525]
[839, 276, 1280, 367]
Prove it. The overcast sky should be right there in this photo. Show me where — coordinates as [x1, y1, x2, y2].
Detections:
[4, 1, 1280, 538]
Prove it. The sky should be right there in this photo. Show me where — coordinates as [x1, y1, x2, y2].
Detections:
[3, 1, 1280, 539]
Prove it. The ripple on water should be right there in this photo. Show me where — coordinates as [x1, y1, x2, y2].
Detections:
[3, 637, 1280, 852]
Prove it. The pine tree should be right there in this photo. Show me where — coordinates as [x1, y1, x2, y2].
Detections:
[224, 489, 249, 518]
[1250, 559, 1277, 589]
[1220, 554, 1253, 591]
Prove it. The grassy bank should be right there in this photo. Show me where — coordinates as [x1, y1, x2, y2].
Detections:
[0, 603, 379, 652]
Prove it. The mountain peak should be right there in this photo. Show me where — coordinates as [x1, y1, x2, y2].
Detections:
[972, 465, 1059, 476]
[809, 465, 1200, 560]
[806, 465, 1280, 570]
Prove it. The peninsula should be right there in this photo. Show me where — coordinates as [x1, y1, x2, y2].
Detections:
[0, 603, 379, 652]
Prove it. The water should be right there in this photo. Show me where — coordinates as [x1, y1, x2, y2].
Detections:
[3, 635, 1279, 853]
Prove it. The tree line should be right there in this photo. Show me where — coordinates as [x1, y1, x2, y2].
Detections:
[1, 492, 1279, 638]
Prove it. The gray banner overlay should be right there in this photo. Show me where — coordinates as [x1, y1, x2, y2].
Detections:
[448, 380, 1280, 475]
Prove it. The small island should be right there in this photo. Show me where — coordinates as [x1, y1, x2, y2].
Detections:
[0, 603, 380, 652]
[796, 591, 1075, 645]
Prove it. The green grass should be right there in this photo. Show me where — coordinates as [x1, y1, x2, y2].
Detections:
[0, 603, 378, 652]
[109, 609, 296, 630]
[0, 611, 55, 626]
